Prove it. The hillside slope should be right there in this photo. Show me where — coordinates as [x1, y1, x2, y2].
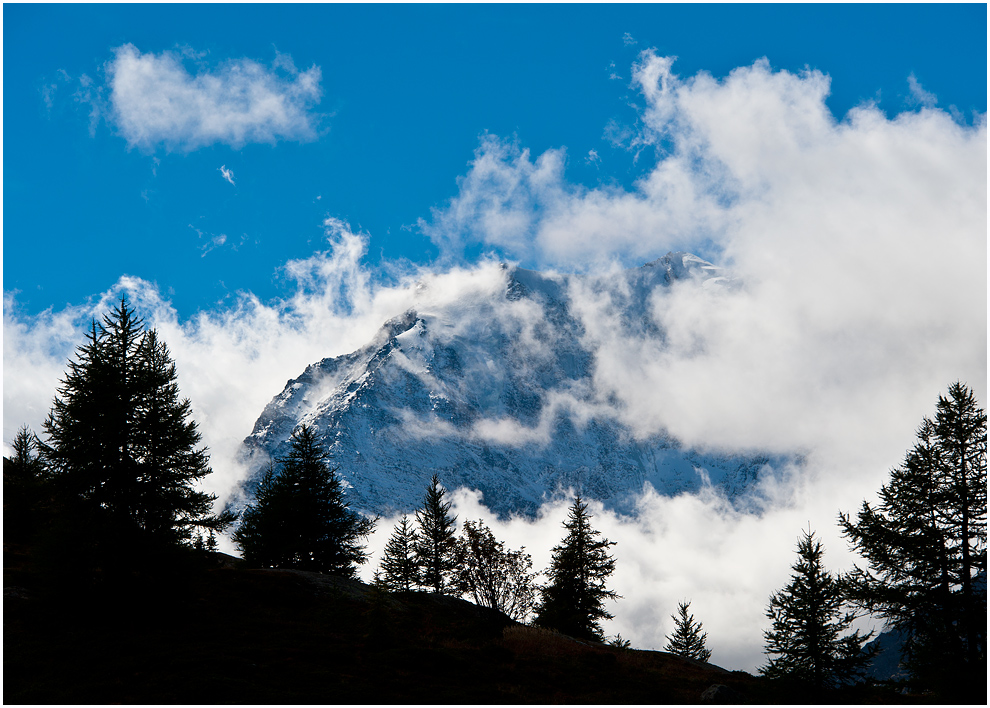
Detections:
[4, 543, 922, 704]
[2, 544, 754, 704]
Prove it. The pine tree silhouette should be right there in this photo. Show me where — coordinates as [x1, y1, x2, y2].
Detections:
[665, 601, 712, 662]
[840, 382, 986, 700]
[534, 495, 619, 640]
[414, 474, 458, 594]
[40, 297, 231, 568]
[235, 425, 374, 576]
[761, 530, 874, 690]
[377, 514, 420, 591]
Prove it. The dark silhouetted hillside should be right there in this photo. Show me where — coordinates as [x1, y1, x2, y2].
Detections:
[4, 543, 916, 704]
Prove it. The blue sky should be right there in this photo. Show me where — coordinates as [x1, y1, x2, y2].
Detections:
[4, 3, 986, 318]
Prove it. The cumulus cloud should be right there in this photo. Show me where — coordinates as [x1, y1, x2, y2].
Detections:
[101, 43, 322, 151]
[4, 52, 985, 671]
[420, 51, 986, 456]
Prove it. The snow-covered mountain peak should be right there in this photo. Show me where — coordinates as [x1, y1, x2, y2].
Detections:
[641, 251, 726, 285]
[241, 254, 774, 518]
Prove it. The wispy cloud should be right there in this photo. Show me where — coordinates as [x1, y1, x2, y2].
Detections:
[189, 224, 229, 256]
[97, 43, 322, 151]
[907, 73, 938, 108]
[40, 69, 73, 113]
[219, 165, 235, 185]
[202, 233, 227, 257]
[623, 32, 638, 46]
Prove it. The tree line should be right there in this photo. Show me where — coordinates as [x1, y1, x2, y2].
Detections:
[4, 299, 985, 700]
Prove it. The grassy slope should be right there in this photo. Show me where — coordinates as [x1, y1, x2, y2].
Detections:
[4, 545, 911, 704]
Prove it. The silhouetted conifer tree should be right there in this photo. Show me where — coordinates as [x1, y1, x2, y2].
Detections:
[454, 519, 537, 620]
[534, 495, 619, 640]
[4, 426, 46, 543]
[414, 474, 458, 594]
[761, 530, 874, 690]
[840, 382, 986, 700]
[232, 462, 282, 566]
[235, 426, 374, 576]
[376, 514, 420, 591]
[665, 601, 712, 662]
[39, 297, 231, 568]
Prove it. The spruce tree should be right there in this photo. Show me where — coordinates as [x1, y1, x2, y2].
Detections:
[235, 426, 374, 576]
[665, 601, 712, 662]
[414, 474, 458, 594]
[232, 462, 286, 568]
[39, 297, 231, 566]
[534, 495, 619, 641]
[839, 382, 986, 699]
[454, 519, 537, 621]
[376, 514, 420, 592]
[761, 530, 874, 690]
[4, 426, 46, 543]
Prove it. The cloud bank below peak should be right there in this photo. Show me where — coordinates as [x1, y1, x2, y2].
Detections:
[97, 44, 323, 151]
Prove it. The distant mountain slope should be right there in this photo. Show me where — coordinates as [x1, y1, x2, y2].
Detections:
[241, 253, 779, 517]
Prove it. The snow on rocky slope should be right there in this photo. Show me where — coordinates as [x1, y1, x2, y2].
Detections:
[241, 253, 776, 518]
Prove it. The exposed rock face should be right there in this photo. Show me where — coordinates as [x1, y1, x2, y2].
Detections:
[242, 254, 781, 518]
[700, 683, 739, 703]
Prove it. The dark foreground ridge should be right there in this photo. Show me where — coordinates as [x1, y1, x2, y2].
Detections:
[4, 544, 915, 705]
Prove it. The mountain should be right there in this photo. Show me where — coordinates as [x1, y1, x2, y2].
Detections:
[241, 253, 778, 518]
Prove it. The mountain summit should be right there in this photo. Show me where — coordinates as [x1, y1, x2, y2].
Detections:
[242, 253, 774, 517]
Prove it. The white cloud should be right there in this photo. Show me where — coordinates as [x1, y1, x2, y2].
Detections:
[907, 73, 938, 108]
[202, 233, 227, 257]
[189, 225, 230, 257]
[219, 165, 235, 185]
[419, 53, 986, 456]
[622, 32, 638, 46]
[2, 294, 93, 457]
[4, 52, 985, 672]
[4, 218, 415, 498]
[417, 134, 571, 263]
[102, 43, 322, 151]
